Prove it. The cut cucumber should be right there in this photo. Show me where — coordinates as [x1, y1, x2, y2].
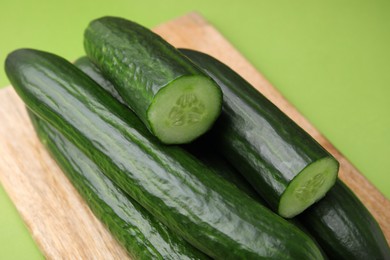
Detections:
[180, 48, 339, 218]
[279, 157, 338, 218]
[84, 17, 222, 144]
[148, 76, 221, 144]
[76, 55, 264, 203]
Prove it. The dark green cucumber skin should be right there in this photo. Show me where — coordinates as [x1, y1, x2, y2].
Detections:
[184, 137, 265, 202]
[180, 48, 339, 212]
[84, 16, 221, 134]
[179, 49, 390, 260]
[74, 56, 125, 104]
[299, 180, 390, 260]
[6, 48, 324, 260]
[187, 138, 331, 259]
[28, 112, 207, 260]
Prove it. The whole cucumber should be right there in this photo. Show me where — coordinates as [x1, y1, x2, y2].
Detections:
[6, 48, 323, 259]
[180, 48, 339, 218]
[28, 111, 207, 259]
[84, 17, 222, 144]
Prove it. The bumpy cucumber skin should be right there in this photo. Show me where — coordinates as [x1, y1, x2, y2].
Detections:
[73, 57, 332, 259]
[75, 56, 262, 201]
[28, 112, 207, 260]
[6, 49, 323, 260]
[179, 49, 339, 214]
[75, 56, 265, 203]
[74, 56, 125, 104]
[180, 49, 390, 259]
[83, 16, 222, 141]
[299, 180, 390, 260]
[75, 56, 273, 208]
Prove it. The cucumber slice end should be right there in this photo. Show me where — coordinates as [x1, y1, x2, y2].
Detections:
[279, 157, 339, 218]
[148, 76, 222, 144]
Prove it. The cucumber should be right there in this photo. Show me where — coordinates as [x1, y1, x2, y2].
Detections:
[6, 48, 324, 259]
[299, 180, 390, 260]
[74, 56, 125, 104]
[189, 136, 389, 259]
[78, 56, 330, 259]
[28, 111, 207, 260]
[75, 56, 262, 201]
[180, 49, 390, 258]
[191, 136, 387, 259]
[180, 49, 339, 218]
[84, 16, 222, 144]
[75, 56, 390, 259]
[191, 136, 389, 259]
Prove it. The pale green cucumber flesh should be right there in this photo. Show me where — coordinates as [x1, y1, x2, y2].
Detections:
[279, 157, 339, 218]
[148, 76, 221, 144]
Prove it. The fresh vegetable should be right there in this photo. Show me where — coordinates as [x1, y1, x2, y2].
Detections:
[299, 180, 390, 260]
[77, 55, 389, 259]
[84, 16, 222, 144]
[6, 48, 324, 259]
[79, 57, 326, 259]
[180, 48, 339, 218]
[180, 49, 390, 258]
[74, 56, 125, 104]
[190, 138, 390, 260]
[186, 139, 330, 259]
[191, 137, 389, 260]
[28, 111, 207, 260]
[75, 56, 261, 201]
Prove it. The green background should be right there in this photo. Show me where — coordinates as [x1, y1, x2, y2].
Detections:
[1, 0, 389, 258]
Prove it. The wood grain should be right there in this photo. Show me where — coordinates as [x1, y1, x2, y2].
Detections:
[0, 12, 388, 258]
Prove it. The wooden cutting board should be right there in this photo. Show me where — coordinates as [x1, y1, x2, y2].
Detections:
[0, 12, 389, 259]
